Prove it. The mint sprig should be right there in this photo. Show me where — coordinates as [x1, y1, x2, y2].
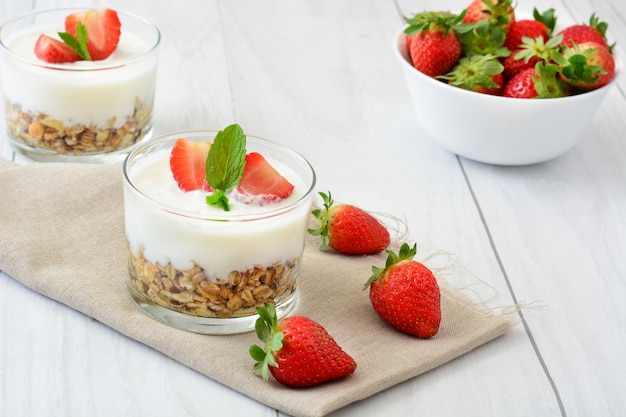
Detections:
[58, 22, 91, 60]
[205, 124, 246, 211]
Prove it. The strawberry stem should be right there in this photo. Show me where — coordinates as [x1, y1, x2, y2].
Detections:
[588, 13, 608, 39]
[515, 34, 563, 63]
[455, 19, 510, 58]
[363, 243, 417, 289]
[557, 43, 607, 84]
[404, 11, 465, 36]
[438, 54, 504, 89]
[250, 303, 284, 382]
[533, 7, 557, 35]
[307, 191, 334, 249]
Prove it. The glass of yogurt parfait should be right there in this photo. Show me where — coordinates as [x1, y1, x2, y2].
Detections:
[123, 127, 316, 334]
[0, 8, 160, 163]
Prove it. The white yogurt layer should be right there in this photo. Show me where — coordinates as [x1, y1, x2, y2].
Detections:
[124, 148, 313, 279]
[0, 25, 157, 127]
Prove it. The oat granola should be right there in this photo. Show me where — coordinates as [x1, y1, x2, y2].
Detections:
[128, 245, 298, 318]
[5, 96, 153, 155]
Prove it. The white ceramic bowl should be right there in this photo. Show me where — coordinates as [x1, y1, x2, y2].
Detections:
[393, 27, 621, 165]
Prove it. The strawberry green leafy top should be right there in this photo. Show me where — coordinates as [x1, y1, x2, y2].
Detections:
[404, 11, 466, 36]
[364, 242, 417, 289]
[249, 303, 284, 382]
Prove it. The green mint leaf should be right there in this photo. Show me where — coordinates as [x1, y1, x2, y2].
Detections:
[205, 124, 246, 211]
[206, 189, 231, 211]
[206, 124, 246, 190]
[75, 23, 91, 60]
[58, 22, 91, 60]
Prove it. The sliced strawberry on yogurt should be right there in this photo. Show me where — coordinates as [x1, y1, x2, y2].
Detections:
[169, 138, 213, 192]
[34, 34, 82, 63]
[65, 8, 121, 60]
[237, 152, 294, 203]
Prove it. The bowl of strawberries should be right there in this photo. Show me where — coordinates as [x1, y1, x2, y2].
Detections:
[393, 0, 620, 165]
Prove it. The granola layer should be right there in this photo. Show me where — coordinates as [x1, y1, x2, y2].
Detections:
[128, 245, 298, 318]
[5, 97, 153, 155]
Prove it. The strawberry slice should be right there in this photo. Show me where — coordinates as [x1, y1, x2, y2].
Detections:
[65, 8, 121, 61]
[169, 138, 212, 192]
[237, 152, 294, 202]
[34, 34, 82, 63]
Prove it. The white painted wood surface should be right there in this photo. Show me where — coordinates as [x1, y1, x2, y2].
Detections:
[1, 0, 624, 416]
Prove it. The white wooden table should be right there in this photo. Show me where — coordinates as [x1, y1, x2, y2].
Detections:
[1, 0, 624, 416]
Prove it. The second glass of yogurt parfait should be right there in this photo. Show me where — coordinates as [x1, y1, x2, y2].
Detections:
[0, 8, 160, 163]
[123, 129, 316, 334]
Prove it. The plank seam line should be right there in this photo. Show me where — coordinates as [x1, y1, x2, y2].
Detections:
[457, 155, 567, 417]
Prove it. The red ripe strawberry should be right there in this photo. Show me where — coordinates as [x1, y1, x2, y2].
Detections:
[404, 11, 463, 77]
[504, 20, 549, 50]
[558, 13, 610, 51]
[405, 33, 416, 52]
[502, 34, 561, 82]
[558, 41, 616, 91]
[439, 54, 504, 95]
[503, 67, 537, 98]
[409, 31, 462, 77]
[502, 51, 540, 81]
[237, 152, 294, 202]
[503, 8, 556, 51]
[309, 191, 390, 255]
[33, 34, 82, 63]
[169, 138, 212, 192]
[65, 8, 121, 60]
[364, 243, 441, 338]
[486, 73, 504, 95]
[250, 303, 357, 388]
[462, 0, 516, 31]
[503, 62, 565, 98]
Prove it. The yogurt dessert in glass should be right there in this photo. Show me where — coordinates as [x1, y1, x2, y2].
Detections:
[0, 8, 160, 163]
[123, 127, 316, 334]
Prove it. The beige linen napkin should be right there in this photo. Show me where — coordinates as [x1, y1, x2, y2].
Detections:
[0, 158, 517, 417]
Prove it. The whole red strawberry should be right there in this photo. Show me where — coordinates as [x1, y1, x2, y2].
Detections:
[364, 243, 441, 338]
[404, 11, 463, 77]
[502, 34, 561, 82]
[462, 0, 516, 31]
[504, 20, 549, 50]
[503, 67, 537, 98]
[503, 62, 566, 98]
[250, 304, 357, 388]
[502, 51, 540, 81]
[309, 191, 390, 255]
[503, 8, 556, 51]
[557, 41, 616, 91]
[439, 54, 504, 95]
[557, 13, 610, 51]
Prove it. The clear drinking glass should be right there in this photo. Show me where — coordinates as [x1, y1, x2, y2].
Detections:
[0, 8, 160, 163]
[123, 130, 316, 334]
